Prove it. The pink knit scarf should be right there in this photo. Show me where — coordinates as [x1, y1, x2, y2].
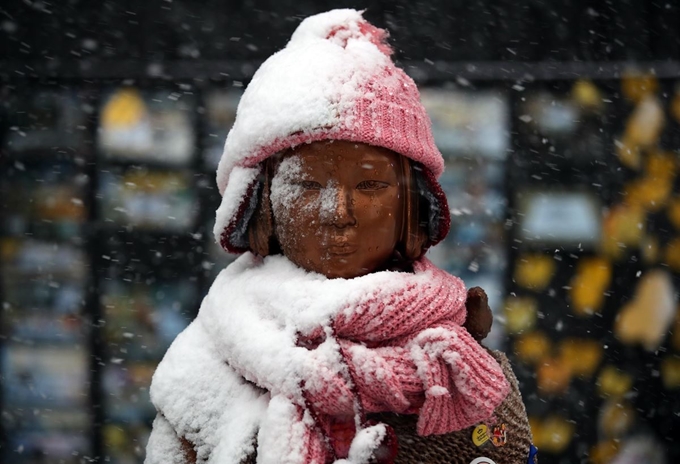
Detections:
[265, 258, 510, 463]
[185, 253, 512, 463]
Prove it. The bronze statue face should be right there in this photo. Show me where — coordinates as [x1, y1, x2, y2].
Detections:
[270, 140, 404, 279]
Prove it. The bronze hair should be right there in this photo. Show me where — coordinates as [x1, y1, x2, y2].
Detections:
[398, 155, 429, 261]
[247, 158, 276, 258]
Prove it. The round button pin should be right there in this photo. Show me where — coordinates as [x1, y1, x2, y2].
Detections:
[472, 424, 490, 447]
[470, 458, 497, 464]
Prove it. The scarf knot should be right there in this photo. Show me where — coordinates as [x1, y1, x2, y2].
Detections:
[304, 258, 510, 443]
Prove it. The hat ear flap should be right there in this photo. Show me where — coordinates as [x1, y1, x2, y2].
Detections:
[248, 162, 275, 257]
[400, 158, 429, 261]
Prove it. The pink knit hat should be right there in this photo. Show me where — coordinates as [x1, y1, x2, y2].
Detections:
[214, 9, 450, 253]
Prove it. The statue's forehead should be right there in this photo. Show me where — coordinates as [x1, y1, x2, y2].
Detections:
[289, 142, 402, 170]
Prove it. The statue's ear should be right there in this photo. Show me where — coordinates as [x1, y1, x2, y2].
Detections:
[400, 159, 429, 261]
[247, 161, 275, 257]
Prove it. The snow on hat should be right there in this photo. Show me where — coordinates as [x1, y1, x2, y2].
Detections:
[214, 8, 450, 253]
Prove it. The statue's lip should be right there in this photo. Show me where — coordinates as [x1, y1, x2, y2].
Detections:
[326, 244, 357, 255]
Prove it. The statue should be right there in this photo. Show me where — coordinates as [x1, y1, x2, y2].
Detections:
[146, 9, 535, 464]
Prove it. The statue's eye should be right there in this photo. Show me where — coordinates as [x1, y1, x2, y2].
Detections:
[357, 180, 389, 191]
[300, 180, 322, 190]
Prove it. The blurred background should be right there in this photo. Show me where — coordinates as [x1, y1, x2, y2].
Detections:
[1, 1, 679, 463]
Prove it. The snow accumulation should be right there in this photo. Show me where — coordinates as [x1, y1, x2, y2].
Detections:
[147, 253, 433, 464]
[147, 250, 508, 463]
[215, 8, 391, 193]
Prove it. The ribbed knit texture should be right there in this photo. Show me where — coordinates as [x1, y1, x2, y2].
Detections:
[213, 9, 450, 254]
[368, 351, 535, 464]
[158, 253, 527, 464]
[225, 257, 511, 463]
[233, 352, 531, 464]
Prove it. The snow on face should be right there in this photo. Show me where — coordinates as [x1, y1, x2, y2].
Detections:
[270, 155, 341, 223]
[269, 141, 404, 279]
[270, 155, 304, 219]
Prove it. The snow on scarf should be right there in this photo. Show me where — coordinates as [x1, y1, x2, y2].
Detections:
[147, 253, 510, 464]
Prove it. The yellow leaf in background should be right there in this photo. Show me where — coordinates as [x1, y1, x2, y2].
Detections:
[101, 88, 149, 128]
[572, 79, 602, 110]
[664, 237, 680, 273]
[614, 269, 676, 351]
[559, 338, 603, 378]
[614, 136, 641, 170]
[624, 177, 672, 212]
[660, 356, 680, 390]
[35, 186, 85, 221]
[624, 96, 665, 147]
[514, 331, 552, 365]
[122, 171, 186, 193]
[589, 439, 620, 464]
[130, 363, 155, 385]
[645, 149, 677, 180]
[528, 416, 544, 448]
[503, 296, 537, 334]
[570, 257, 612, 316]
[671, 85, 680, 123]
[667, 197, 680, 230]
[621, 72, 658, 103]
[103, 424, 127, 448]
[514, 254, 556, 290]
[673, 311, 680, 351]
[640, 234, 659, 265]
[599, 399, 635, 439]
[601, 204, 645, 260]
[597, 365, 633, 398]
[539, 415, 575, 454]
[537, 357, 572, 396]
[0, 238, 20, 261]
